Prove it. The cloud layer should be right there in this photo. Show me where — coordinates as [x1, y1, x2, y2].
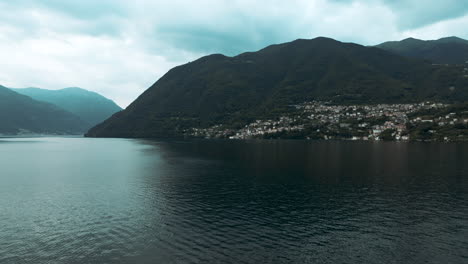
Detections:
[1, 0, 467, 107]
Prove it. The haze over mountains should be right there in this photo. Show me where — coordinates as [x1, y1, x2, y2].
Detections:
[86, 36, 468, 138]
[0, 86, 121, 135]
[0, 85, 87, 135]
[11, 87, 122, 127]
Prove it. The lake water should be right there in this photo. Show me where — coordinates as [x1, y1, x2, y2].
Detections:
[0, 137, 467, 263]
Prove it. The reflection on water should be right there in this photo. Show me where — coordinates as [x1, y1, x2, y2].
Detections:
[0, 138, 467, 263]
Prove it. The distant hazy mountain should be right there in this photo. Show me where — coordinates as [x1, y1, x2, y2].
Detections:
[11, 87, 122, 127]
[0, 85, 87, 135]
[86, 37, 468, 138]
[376, 37, 468, 64]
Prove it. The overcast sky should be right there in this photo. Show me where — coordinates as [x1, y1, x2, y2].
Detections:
[1, 0, 467, 107]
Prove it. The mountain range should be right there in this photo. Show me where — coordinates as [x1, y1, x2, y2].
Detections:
[11, 87, 122, 127]
[0, 86, 121, 135]
[2, 36, 466, 138]
[0, 85, 87, 135]
[86, 36, 468, 138]
[376, 36, 468, 64]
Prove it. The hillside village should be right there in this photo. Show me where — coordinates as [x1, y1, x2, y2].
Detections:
[189, 101, 468, 141]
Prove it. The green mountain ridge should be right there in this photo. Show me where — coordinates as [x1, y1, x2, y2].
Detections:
[86, 37, 468, 138]
[0, 85, 88, 135]
[11, 87, 122, 127]
[376, 36, 468, 64]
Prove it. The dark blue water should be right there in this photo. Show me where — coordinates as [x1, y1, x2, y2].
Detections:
[0, 138, 467, 263]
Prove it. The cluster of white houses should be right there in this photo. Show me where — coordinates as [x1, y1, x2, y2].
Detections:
[189, 101, 461, 140]
[228, 117, 304, 139]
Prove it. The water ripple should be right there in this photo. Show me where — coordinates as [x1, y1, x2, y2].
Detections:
[1, 138, 467, 263]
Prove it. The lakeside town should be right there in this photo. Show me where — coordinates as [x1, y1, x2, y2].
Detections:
[188, 101, 468, 141]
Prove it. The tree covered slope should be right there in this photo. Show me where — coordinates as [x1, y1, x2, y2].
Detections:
[376, 37, 468, 64]
[86, 37, 468, 138]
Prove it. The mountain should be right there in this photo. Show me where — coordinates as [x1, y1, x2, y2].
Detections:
[11, 87, 122, 127]
[86, 37, 468, 138]
[375, 37, 468, 64]
[0, 85, 87, 135]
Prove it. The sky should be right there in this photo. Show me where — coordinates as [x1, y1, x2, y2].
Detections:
[1, 0, 468, 108]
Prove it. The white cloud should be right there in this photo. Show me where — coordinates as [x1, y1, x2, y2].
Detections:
[0, 5, 200, 107]
[400, 14, 468, 41]
[0, 32, 192, 107]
